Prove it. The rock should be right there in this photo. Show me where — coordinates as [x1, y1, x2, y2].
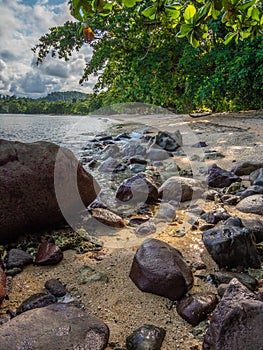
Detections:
[203, 278, 263, 350]
[16, 292, 56, 315]
[100, 144, 120, 160]
[135, 220, 156, 237]
[231, 161, 263, 175]
[221, 194, 239, 205]
[89, 200, 108, 210]
[146, 145, 171, 161]
[129, 238, 193, 301]
[212, 271, 258, 291]
[0, 266, 7, 305]
[192, 141, 208, 148]
[241, 217, 263, 243]
[204, 151, 225, 160]
[158, 176, 204, 202]
[120, 141, 146, 158]
[98, 157, 121, 172]
[176, 293, 218, 326]
[202, 189, 219, 201]
[236, 194, 263, 215]
[126, 324, 166, 350]
[250, 167, 263, 186]
[116, 173, 158, 204]
[6, 249, 33, 269]
[0, 303, 109, 350]
[201, 208, 230, 224]
[90, 208, 125, 228]
[217, 284, 228, 298]
[129, 163, 147, 173]
[202, 225, 260, 269]
[0, 140, 100, 243]
[224, 217, 243, 227]
[114, 132, 131, 141]
[155, 202, 176, 222]
[129, 156, 147, 165]
[129, 215, 150, 226]
[239, 185, 263, 199]
[199, 223, 215, 231]
[45, 279, 67, 297]
[35, 242, 63, 266]
[206, 164, 241, 188]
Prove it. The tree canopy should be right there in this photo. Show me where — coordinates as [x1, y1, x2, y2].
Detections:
[32, 1, 263, 112]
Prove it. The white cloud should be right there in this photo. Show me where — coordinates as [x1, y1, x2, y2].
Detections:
[0, 0, 95, 98]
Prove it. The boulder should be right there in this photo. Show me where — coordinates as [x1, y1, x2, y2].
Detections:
[153, 130, 182, 151]
[0, 140, 100, 243]
[239, 185, 263, 199]
[0, 265, 7, 305]
[116, 173, 158, 204]
[90, 208, 126, 228]
[176, 293, 218, 326]
[203, 278, 263, 350]
[0, 303, 109, 350]
[241, 217, 263, 243]
[135, 220, 156, 237]
[16, 292, 56, 315]
[236, 194, 263, 215]
[146, 145, 171, 161]
[126, 324, 166, 350]
[250, 167, 263, 186]
[212, 271, 258, 291]
[158, 176, 204, 202]
[207, 164, 241, 188]
[202, 225, 260, 269]
[129, 238, 193, 301]
[231, 161, 263, 175]
[44, 279, 67, 297]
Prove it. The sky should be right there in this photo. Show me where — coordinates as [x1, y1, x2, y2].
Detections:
[0, 0, 96, 98]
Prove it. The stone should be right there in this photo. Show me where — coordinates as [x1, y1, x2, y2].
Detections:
[158, 176, 204, 202]
[135, 220, 156, 237]
[176, 293, 218, 326]
[90, 208, 125, 228]
[153, 130, 182, 151]
[202, 189, 219, 201]
[6, 248, 33, 269]
[100, 144, 120, 160]
[250, 167, 263, 186]
[35, 242, 63, 266]
[129, 238, 193, 301]
[146, 145, 171, 161]
[155, 202, 176, 222]
[116, 173, 159, 204]
[16, 292, 56, 315]
[231, 161, 263, 175]
[241, 217, 263, 243]
[0, 140, 100, 243]
[129, 215, 150, 226]
[126, 324, 166, 350]
[129, 163, 147, 173]
[0, 303, 109, 350]
[192, 141, 208, 148]
[98, 157, 121, 172]
[0, 266, 7, 305]
[206, 164, 241, 188]
[202, 225, 260, 269]
[129, 155, 147, 165]
[45, 279, 67, 297]
[120, 141, 146, 158]
[203, 279, 263, 350]
[239, 185, 263, 199]
[236, 194, 263, 215]
[212, 271, 258, 291]
[221, 194, 239, 205]
[201, 208, 230, 224]
[224, 217, 243, 227]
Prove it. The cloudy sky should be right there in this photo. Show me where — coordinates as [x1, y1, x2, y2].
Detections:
[0, 0, 96, 98]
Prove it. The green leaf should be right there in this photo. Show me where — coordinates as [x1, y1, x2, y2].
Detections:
[213, 0, 223, 11]
[189, 31, 199, 47]
[123, 0, 137, 8]
[224, 32, 237, 44]
[142, 5, 156, 19]
[177, 23, 193, 37]
[184, 4, 196, 22]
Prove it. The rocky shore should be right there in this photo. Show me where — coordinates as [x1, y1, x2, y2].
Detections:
[0, 111, 263, 349]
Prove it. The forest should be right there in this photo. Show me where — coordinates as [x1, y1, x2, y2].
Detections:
[31, 0, 263, 113]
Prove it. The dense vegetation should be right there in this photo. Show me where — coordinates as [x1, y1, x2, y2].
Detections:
[0, 92, 95, 115]
[32, 0, 263, 113]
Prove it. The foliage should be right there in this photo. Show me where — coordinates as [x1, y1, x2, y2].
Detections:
[69, 0, 263, 47]
[31, 0, 263, 113]
[0, 93, 95, 115]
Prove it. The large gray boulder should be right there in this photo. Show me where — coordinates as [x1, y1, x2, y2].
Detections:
[203, 278, 263, 350]
[0, 140, 100, 243]
[236, 194, 263, 215]
[0, 303, 109, 350]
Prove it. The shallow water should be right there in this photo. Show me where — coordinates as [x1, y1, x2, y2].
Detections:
[0, 114, 113, 157]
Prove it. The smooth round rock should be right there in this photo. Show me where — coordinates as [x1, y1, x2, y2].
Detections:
[236, 194, 263, 215]
[126, 324, 166, 350]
